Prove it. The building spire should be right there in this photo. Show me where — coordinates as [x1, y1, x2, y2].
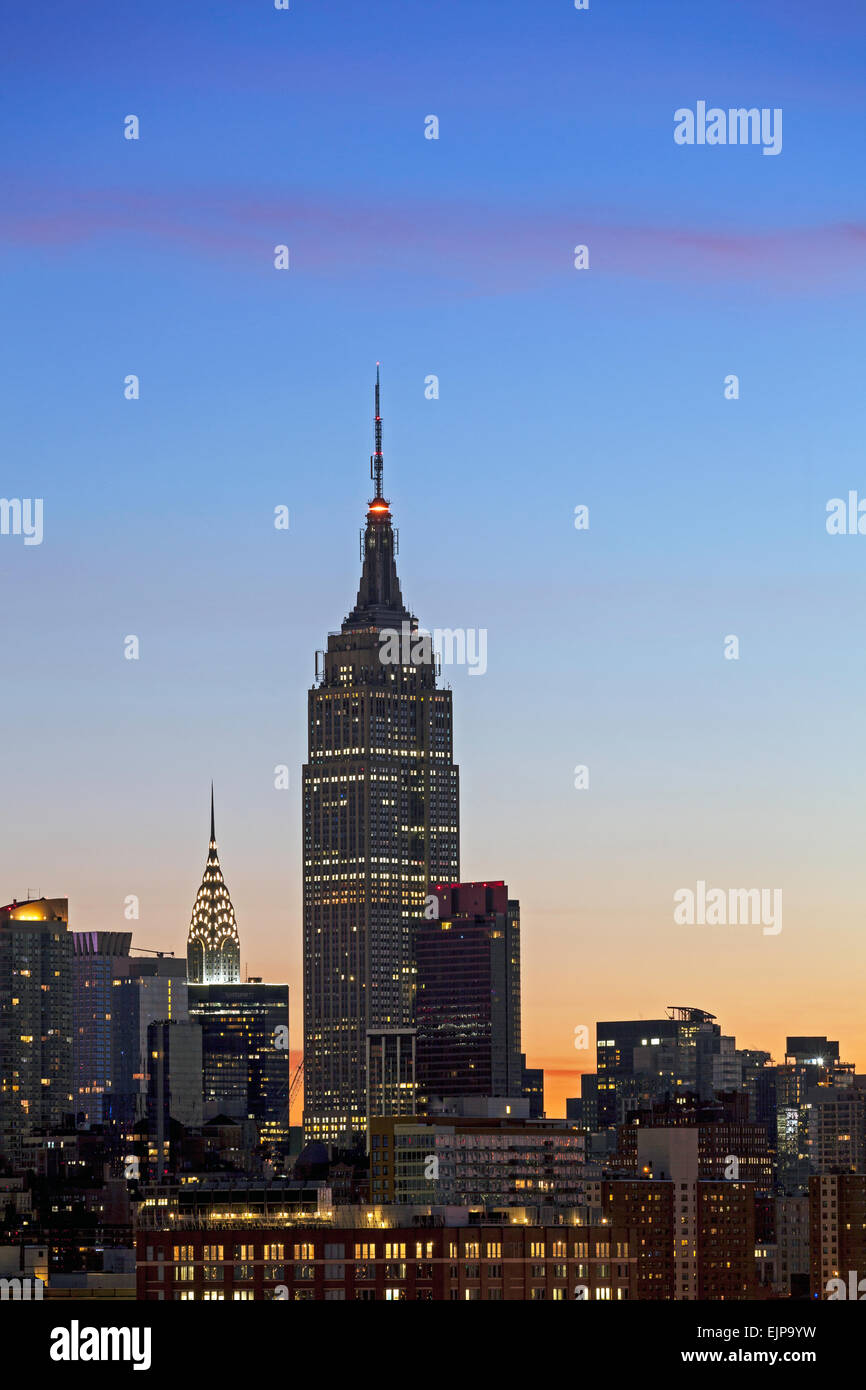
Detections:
[371, 364, 384, 502]
[343, 367, 410, 631]
[187, 784, 240, 985]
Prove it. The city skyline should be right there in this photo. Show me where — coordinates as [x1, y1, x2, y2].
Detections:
[3, 0, 866, 1125]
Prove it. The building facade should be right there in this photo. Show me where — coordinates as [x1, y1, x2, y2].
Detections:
[147, 1019, 204, 1179]
[0, 898, 73, 1168]
[110, 957, 188, 1134]
[415, 881, 521, 1107]
[137, 1213, 636, 1301]
[369, 1113, 585, 1208]
[189, 982, 291, 1151]
[71, 930, 132, 1127]
[595, 1006, 731, 1128]
[810, 1173, 866, 1299]
[303, 376, 459, 1143]
[186, 790, 241, 986]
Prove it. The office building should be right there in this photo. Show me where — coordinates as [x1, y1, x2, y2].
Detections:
[0, 897, 73, 1168]
[810, 1173, 866, 1299]
[137, 1210, 636, 1301]
[595, 1006, 734, 1128]
[303, 374, 459, 1142]
[776, 1037, 854, 1193]
[110, 956, 188, 1132]
[188, 982, 291, 1151]
[186, 789, 240, 986]
[147, 1019, 203, 1179]
[616, 1092, 773, 1194]
[71, 930, 132, 1126]
[415, 882, 521, 1107]
[369, 1111, 584, 1207]
[366, 1027, 416, 1126]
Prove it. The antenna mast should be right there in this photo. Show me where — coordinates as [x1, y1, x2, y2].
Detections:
[371, 364, 384, 498]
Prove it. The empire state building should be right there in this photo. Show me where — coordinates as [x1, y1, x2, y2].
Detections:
[303, 373, 460, 1143]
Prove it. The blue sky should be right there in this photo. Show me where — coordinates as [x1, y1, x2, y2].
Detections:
[2, 0, 865, 1105]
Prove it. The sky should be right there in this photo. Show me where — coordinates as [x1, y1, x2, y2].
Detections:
[2, 0, 865, 1118]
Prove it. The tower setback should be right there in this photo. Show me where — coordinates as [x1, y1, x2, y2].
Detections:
[302, 373, 460, 1143]
[186, 788, 241, 985]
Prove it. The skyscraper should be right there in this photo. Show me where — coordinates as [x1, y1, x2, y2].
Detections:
[595, 1006, 729, 1128]
[776, 1036, 853, 1193]
[189, 981, 291, 1151]
[110, 956, 188, 1133]
[146, 1019, 203, 1179]
[71, 930, 132, 1127]
[0, 898, 73, 1169]
[415, 881, 522, 1108]
[186, 788, 241, 985]
[303, 373, 460, 1142]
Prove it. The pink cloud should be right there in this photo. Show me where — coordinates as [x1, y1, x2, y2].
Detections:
[2, 179, 864, 294]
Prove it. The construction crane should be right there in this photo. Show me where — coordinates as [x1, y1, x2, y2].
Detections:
[129, 947, 175, 957]
[288, 1059, 304, 1126]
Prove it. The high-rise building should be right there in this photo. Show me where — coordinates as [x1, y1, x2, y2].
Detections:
[776, 1194, 810, 1298]
[616, 1130, 757, 1300]
[365, 1027, 417, 1127]
[738, 1048, 776, 1146]
[71, 930, 132, 1126]
[520, 1054, 545, 1118]
[369, 1111, 584, 1207]
[776, 1036, 854, 1193]
[415, 882, 521, 1108]
[810, 1173, 866, 1298]
[616, 1092, 773, 1194]
[147, 1019, 203, 1179]
[188, 981, 291, 1151]
[110, 956, 188, 1132]
[0, 897, 73, 1168]
[595, 1006, 729, 1128]
[805, 1081, 866, 1175]
[303, 374, 459, 1143]
[187, 788, 241, 986]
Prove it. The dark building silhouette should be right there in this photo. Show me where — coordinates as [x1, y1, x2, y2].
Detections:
[71, 930, 132, 1127]
[109, 955, 188, 1135]
[189, 981, 290, 1152]
[138, 1216, 637, 1301]
[146, 1018, 203, 1178]
[615, 1091, 774, 1194]
[596, 1006, 729, 1128]
[521, 1054, 545, 1118]
[415, 881, 521, 1107]
[302, 373, 459, 1143]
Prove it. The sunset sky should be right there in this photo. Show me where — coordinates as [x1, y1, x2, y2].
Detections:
[3, 0, 866, 1117]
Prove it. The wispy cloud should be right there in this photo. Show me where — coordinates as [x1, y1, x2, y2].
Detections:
[4, 178, 865, 295]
